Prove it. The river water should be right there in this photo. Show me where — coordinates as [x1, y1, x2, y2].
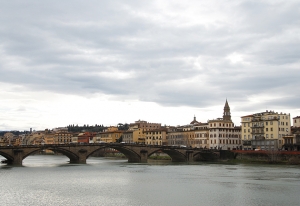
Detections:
[0, 155, 299, 206]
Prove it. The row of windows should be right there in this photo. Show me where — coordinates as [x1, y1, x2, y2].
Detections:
[243, 121, 289, 127]
[210, 129, 239, 132]
[146, 137, 162, 140]
[146, 131, 162, 135]
[210, 134, 240, 138]
[210, 139, 241, 144]
[210, 123, 233, 127]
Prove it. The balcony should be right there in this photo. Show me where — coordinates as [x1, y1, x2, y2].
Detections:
[251, 125, 264, 128]
[242, 140, 251, 146]
[251, 131, 264, 135]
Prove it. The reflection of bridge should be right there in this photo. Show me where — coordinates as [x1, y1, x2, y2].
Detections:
[0, 143, 220, 166]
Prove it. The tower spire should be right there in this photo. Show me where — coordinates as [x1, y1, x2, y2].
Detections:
[223, 99, 231, 121]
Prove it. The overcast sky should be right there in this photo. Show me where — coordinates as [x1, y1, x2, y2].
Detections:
[1, 0, 300, 131]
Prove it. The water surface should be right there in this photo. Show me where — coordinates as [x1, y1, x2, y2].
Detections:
[0, 155, 299, 206]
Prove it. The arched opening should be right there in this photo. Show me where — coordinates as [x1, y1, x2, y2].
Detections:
[0, 152, 14, 165]
[85, 146, 126, 164]
[148, 149, 186, 162]
[193, 151, 218, 161]
[148, 149, 171, 161]
[22, 147, 79, 165]
[86, 145, 142, 163]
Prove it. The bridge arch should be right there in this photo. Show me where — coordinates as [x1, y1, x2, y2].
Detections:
[109, 145, 143, 163]
[148, 148, 187, 162]
[193, 150, 219, 161]
[22, 147, 80, 164]
[85, 145, 143, 163]
[86, 146, 106, 159]
[0, 151, 14, 164]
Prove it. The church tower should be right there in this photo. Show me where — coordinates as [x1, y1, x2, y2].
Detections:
[223, 99, 231, 121]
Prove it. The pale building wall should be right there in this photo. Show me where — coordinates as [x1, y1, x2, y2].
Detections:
[293, 116, 300, 127]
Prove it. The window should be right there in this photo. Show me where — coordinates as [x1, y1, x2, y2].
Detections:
[266, 122, 268, 126]
[271, 134, 273, 138]
[266, 128, 268, 132]
[271, 128, 273, 131]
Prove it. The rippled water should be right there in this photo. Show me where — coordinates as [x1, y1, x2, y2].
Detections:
[1, 155, 300, 206]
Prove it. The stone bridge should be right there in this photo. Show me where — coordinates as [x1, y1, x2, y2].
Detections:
[0, 143, 220, 166]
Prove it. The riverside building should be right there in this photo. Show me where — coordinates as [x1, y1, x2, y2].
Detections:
[208, 100, 241, 150]
[241, 110, 291, 150]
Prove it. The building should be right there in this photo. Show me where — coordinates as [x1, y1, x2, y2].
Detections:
[145, 128, 167, 145]
[208, 100, 241, 150]
[282, 116, 300, 151]
[97, 130, 124, 143]
[122, 129, 145, 144]
[54, 131, 73, 144]
[129, 120, 161, 132]
[241, 110, 291, 150]
[77, 132, 96, 143]
[44, 129, 55, 144]
[293, 116, 300, 127]
[194, 123, 209, 148]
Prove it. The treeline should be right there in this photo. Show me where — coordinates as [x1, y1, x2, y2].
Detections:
[0, 131, 24, 136]
[66, 123, 129, 133]
[67, 124, 105, 133]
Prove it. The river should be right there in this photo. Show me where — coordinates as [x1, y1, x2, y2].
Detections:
[0, 155, 299, 206]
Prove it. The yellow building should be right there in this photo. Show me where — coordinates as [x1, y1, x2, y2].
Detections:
[55, 131, 73, 144]
[98, 130, 124, 143]
[145, 129, 167, 145]
[129, 120, 161, 132]
[122, 128, 145, 144]
[241, 110, 291, 150]
[44, 129, 55, 144]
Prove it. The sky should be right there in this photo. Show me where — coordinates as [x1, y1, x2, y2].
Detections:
[0, 0, 300, 131]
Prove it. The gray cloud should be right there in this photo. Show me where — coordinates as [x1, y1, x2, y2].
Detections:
[0, 0, 300, 114]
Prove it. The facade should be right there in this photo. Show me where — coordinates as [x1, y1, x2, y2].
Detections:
[194, 123, 209, 148]
[54, 131, 73, 144]
[282, 116, 300, 151]
[208, 100, 241, 150]
[129, 120, 161, 132]
[145, 129, 167, 145]
[122, 129, 145, 144]
[44, 129, 55, 144]
[77, 132, 96, 143]
[97, 130, 124, 143]
[293, 116, 300, 127]
[241, 110, 291, 150]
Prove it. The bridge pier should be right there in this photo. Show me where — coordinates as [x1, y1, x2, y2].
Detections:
[72, 149, 88, 164]
[11, 149, 24, 166]
[186, 150, 194, 162]
[140, 150, 148, 163]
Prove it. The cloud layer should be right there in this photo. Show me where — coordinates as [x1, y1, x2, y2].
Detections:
[0, 0, 300, 130]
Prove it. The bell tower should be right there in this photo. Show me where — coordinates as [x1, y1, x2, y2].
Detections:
[223, 99, 231, 121]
